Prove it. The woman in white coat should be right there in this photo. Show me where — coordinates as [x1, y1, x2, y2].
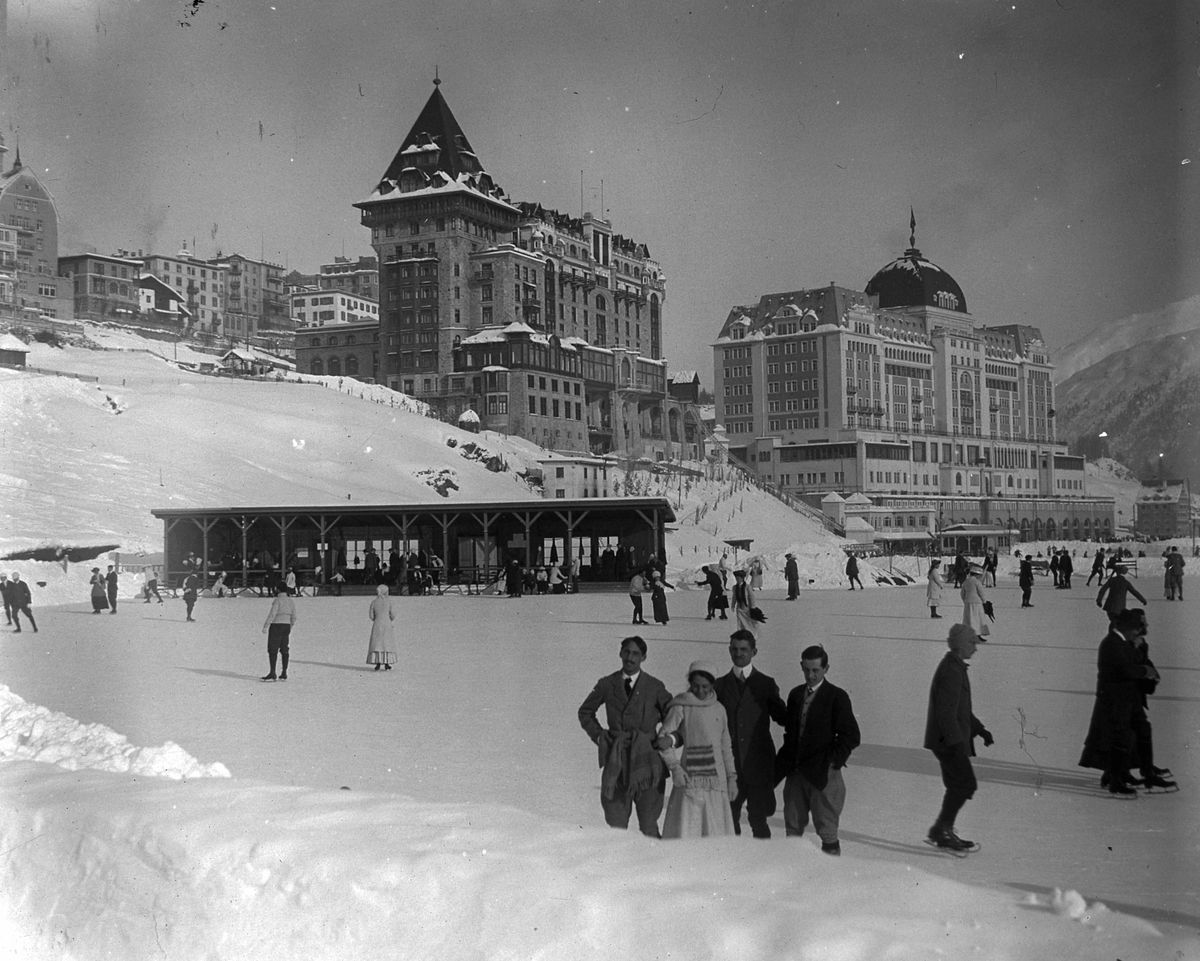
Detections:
[654, 661, 738, 839]
[960, 566, 991, 639]
[926, 558, 945, 619]
[366, 583, 396, 671]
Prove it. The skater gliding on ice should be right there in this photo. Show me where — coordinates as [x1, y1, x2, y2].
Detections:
[924, 624, 993, 851]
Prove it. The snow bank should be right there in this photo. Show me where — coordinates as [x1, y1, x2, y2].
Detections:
[0, 684, 230, 779]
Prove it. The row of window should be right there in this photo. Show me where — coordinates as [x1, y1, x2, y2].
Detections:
[526, 373, 582, 396]
[764, 340, 815, 356]
[767, 416, 820, 430]
[527, 396, 584, 420]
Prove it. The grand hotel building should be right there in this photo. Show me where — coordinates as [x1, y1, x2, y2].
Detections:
[714, 224, 1114, 541]
[354, 80, 706, 461]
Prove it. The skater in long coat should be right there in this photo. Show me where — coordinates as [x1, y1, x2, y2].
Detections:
[784, 554, 800, 600]
[89, 568, 108, 613]
[960, 567, 991, 639]
[655, 660, 738, 839]
[695, 565, 727, 620]
[366, 583, 396, 671]
[1078, 609, 1158, 795]
[926, 559, 944, 619]
[731, 569, 759, 635]
[649, 570, 673, 625]
[748, 558, 764, 593]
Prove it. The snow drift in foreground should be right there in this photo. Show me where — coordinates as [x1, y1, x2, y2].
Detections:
[0, 684, 229, 778]
[0, 759, 1179, 961]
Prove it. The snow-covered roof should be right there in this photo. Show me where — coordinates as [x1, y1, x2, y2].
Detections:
[670, 370, 699, 384]
[0, 333, 30, 351]
[845, 492, 873, 504]
[457, 409, 480, 423]
[358, 173, 518, 212]
[844, 516, 875, 532]
[460, 328, 508, 345]
[820, 492, 846, 504]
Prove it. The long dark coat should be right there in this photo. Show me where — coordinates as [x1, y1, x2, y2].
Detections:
[1078, 628, 1150, 770]
[714, 668, 787, 788]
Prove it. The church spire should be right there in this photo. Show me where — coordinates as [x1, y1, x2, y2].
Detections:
[909, 207, 916, 248]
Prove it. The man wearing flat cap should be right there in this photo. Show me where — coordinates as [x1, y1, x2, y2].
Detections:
[924, 623, 993, 850]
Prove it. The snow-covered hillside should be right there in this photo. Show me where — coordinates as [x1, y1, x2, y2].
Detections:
[2, 324, 874, 606]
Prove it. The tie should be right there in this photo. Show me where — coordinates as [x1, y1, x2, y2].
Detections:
[734, 669, 745, 684]
[798, 688, 816, 739]
[624, 677, 633, 697]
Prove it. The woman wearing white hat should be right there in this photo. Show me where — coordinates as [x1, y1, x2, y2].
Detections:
[960, 565, 991, 639]
[654, 661, 738, 838]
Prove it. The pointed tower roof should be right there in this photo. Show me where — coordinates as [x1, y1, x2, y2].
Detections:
[381, 81, 484, 184]
[357, 78, 513, 211]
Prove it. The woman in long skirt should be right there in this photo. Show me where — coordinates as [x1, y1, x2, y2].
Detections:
[366, 583, 396, 671]
[655, 660, 738, 839]
[960, 566, 991, 639]
[926, 558, 944, 619]
[732, 569, 763, 638]
[649, 570, 672, 624]
[89, 568, 108, 613]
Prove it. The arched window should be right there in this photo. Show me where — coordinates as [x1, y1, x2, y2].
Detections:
[328, 335, 339, 347]
[955, 472, 963, 486]
[311, 358, 323, 376]
[329, 356, 341, 376]
[1007, 474, 1014, 487]
[347, 355, 359, 375]
[595, 295, 607, 312]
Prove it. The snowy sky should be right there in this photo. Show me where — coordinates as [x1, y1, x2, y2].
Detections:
[4, 0, 1198, 382]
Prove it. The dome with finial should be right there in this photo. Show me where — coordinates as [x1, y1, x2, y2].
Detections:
[865, 211, 968, 314]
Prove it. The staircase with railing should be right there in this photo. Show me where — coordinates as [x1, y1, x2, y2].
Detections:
[684, 404, 846, 537]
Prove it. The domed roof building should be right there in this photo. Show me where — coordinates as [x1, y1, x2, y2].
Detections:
[865, 212, 968, 314]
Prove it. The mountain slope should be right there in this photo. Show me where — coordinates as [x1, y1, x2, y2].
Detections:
[1055, 328, 1200, 482]
[1053, 294, 1200, 381]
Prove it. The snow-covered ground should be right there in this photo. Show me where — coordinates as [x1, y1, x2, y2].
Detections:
[3, 326, 1193, 960]
[2, 582, 1196, 960]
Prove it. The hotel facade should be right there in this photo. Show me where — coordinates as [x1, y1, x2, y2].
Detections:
[353, 80, 706, 462]
[714, 226, 1114, 543]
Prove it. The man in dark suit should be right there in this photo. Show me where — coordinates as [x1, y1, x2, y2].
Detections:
[777, 644, 861, 855]
[578, 636, 673, 837]
[714, 629, 787, 838]
[105, 565, 119, 614]
[925, 624, 994, 849]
